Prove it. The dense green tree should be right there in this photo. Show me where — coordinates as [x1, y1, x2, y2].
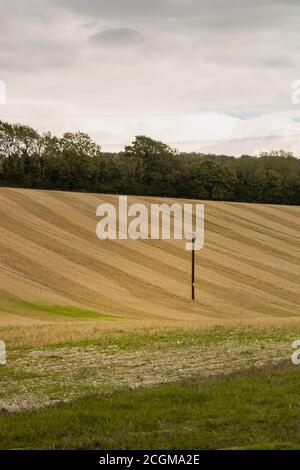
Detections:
[0, 120, 299, 205]
[124, 136, 179, 196]
[189, 161, 237, 200]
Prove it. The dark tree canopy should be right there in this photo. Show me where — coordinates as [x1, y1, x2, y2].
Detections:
[0, 120, 299, 205]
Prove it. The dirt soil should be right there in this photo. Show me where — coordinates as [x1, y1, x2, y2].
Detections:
[0, 188, 299, 330]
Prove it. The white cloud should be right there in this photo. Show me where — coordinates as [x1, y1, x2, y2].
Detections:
[0, 0, 300, 155]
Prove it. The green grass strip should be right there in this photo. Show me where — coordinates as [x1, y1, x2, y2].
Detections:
[1, 363, 300, 450]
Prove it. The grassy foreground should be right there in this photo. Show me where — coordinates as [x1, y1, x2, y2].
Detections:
[0, 326, 297, 413]
[1, 364, 300, 450]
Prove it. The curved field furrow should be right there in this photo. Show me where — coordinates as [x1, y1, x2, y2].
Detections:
[0, 188, 299, 329]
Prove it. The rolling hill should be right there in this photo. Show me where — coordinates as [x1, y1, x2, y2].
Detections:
[0, 187, 299, 330]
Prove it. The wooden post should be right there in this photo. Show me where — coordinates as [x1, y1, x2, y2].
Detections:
[191, 234, 195, 301]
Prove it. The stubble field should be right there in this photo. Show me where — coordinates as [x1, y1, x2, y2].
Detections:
[0, 188, 299, 449]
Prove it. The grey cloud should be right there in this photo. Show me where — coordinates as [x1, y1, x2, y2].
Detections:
[1, 0, 300, 154]
[0, 0, 87, 72]
[90, 28, 145, 46]
[57, 0, 300, 28]
[56, 0, 170, 19]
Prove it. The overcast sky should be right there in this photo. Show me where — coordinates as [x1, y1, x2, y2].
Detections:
[1, 0, 300, 155]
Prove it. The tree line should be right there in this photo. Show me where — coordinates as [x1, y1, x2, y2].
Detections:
[0, 120, 299, 205]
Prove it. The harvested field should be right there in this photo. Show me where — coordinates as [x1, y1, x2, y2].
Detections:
[0, 327, 297, 413]
[0, 188, 299, 346]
